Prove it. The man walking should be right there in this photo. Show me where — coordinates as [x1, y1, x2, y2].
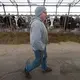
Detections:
[25, 6, 52, 79]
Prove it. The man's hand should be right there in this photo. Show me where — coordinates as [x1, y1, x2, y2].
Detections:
[38, 50, 44, 52]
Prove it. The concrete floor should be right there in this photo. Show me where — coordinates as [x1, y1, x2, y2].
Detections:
[0, 42, 80, 80]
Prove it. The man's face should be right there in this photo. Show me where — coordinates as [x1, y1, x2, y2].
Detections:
[40, 11, 47, 23]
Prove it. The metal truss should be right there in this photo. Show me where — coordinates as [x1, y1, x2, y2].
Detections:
[9, 0, 19, 15]
[0, 1, 6, 15]
[0, 0, 80, 16]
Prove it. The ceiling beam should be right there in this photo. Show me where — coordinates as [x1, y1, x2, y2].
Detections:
[0, 1, 6, 15]
[56, 0, 63, 7]
[72, 0, 80, 6]
[1, 4, 80, 6]
[9, 0, 19, 16]
[9, 0, 15, 5]
[43, 0, 46, 6]
[27, 0, 31, 6]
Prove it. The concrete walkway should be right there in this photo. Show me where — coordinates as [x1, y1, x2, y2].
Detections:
[0, 42, 80, 80]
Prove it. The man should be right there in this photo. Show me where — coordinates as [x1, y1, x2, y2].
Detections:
[25, 6, 52, 79]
